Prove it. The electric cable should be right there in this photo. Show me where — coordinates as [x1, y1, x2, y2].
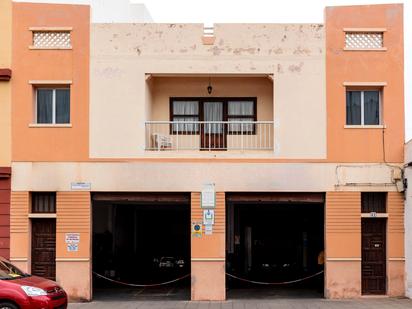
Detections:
[92, 271, 190, 287]
[225, 270, 324, 285]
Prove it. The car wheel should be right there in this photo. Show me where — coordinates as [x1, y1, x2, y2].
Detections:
[0, 303, 18, 309]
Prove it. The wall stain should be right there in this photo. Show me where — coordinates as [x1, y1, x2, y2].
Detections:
[277, 64, 284, 74]
[209, 46, 224, 56]
[288, 62, 304, 73]
[233, 48, 256, 55]
[269, 48, 283, 55]
[293, 46, 311, 55]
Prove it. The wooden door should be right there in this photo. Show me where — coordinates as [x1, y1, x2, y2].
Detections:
[201, 101, 226, 150]
[31, 219, 56, 280]
[361, 219, 386, 295]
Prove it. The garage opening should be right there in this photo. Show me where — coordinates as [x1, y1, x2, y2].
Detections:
[226, 193, 325, 299]
[92, 193, 191, 300]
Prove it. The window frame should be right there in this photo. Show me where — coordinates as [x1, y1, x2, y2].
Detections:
[343, 28, 387, 52]
[345, 88, 382, 127]
[226, 99, 257, 135]
[29, 27, 73, 50]
[169, 97, 257, 135]
[169, 99, 200, 135]
[361, 192, 387, 214]
[34, 86, 71, 125]
[31, 192, 56, 214]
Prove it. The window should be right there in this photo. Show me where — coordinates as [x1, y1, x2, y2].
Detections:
[36, 88, 70, 124]
[346, 90, 381, 125]
[345, 31, 384, 50]
[361, 192, 386, 213]
[169, 98, 257, 134]
[171, 100, 199, 134]
[32, 192, 56, 213]
[32, 31, 71, 49]
[227, 100, 256, 133]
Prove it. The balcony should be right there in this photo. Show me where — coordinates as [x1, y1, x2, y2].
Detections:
[145, 121, 274, 151]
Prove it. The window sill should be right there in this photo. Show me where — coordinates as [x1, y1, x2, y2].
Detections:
[343, 81, 387, 87]
[28, 213, 57, 218]
[343, 47, 387, 52]
[361, 213, 388, 218]
[343, 27, 387, 32]
[29, 80, 72, 85]
[344, 125, 386, 129]
[29, 46, 72, 50]
[29, 123, 72, 128]
[29, 26, 73, 31]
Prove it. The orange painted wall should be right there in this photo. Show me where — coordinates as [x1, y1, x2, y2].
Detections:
[12, 3, 89, 162]
[326, 192, 361, 258]
[387, 192, 404, 296]
[191, 192, 225, 301]
[10, 192, 29, 261]
[191, 192, 225, 259]
[56, 192, 90, 259]
[325, 191, 405, 297]
[325, 4, 404, 163]
[56, 192, 91, 301]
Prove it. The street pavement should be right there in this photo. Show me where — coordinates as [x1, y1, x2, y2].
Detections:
[68, 285, 412, 308]
[69, 297, 412, 309]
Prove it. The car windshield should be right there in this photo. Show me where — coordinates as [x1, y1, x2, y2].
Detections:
[0, 259, 28, 280]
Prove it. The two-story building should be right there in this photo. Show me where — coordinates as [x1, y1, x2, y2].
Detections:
[0, 0, 12, 261]
[9, 1, 405, 302]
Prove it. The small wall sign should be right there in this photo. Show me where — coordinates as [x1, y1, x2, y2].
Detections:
[71, 182, 91, 190]
[203, 209, 215, 225]
[201, 183, 215, 208]
[65, 233, 80, 252]
[192, 222, 203, 238]
[205, 224, 213, 235]
[65, 233, 80, 243]
[67, 243, 79, 252]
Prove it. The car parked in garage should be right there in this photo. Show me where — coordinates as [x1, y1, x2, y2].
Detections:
[0, 257, 67, 309]
[154, 256, 186, 269]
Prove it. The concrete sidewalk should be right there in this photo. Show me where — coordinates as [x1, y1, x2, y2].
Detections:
[69, 298, 412, 309]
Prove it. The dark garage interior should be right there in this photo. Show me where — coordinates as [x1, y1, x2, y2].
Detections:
[92, 193, 191, 300]
[226, 193, 325, 299]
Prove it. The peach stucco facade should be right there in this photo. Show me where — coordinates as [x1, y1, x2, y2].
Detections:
[0, 0, 12, 260]
[325, 4, 404, 163]
[12, 2, 90, 162]
[89, 22, 326, 160]
[0, 0, 12, 167]
[8, 2, 406, 303]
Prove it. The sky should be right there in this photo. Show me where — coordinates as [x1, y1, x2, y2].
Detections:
[15, 0, 412, 140]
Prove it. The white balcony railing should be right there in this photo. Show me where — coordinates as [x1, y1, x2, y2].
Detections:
[145, 121, 274, 151]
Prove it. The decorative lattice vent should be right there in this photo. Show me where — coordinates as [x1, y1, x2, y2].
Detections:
[33, 31, 71, 49]
[345, 32, 383, 49]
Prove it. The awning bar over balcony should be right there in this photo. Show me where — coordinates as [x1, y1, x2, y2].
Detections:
[145, 121, 274, 151]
